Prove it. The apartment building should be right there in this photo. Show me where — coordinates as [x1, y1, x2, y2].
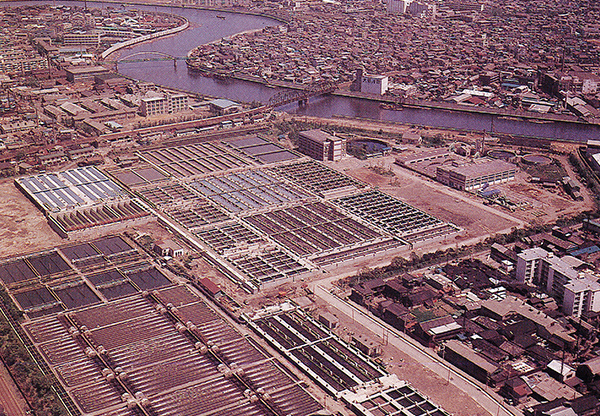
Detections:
[0, 46, 48, 73]
[515, 247, 548, 285]
[516, 247, 600, 316]
[140, 93, 189, 116]
[563, 277, 600, 317]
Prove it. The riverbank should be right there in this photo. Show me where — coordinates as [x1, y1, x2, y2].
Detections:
[332, 90, 591, 125]
[101, 15, 190, 60]
[66, 0, 599, 141]
[88, 0, 594, 131]
[184, 62, 595, 128]
[57, 0, 290, 24]
[185, 64, 308, 91]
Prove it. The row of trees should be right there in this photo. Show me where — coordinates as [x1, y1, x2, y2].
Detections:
[344, 211, 595, 288]
[0, 287, 67, 416]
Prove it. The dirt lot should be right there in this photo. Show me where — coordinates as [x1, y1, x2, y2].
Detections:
[0, 179, 65, 258]
[491, 154, 596, 224]
[331, 156, 523, 243]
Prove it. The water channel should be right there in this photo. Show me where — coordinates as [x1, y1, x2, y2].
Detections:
[6, 1, 600, 141]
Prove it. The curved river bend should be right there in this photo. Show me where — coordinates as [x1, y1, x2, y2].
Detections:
[4, 1, 600, 141]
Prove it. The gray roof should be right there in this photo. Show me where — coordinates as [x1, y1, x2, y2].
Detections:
[445, 340, 498, 373]
[300, 129, 341, 143]
[439, 158, 517, 179]
[518, 247, 548, 261]
[209, 98, 240, 109]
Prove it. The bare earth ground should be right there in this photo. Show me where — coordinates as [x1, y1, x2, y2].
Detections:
[331, 156, 522, 241]
[0, 179, 64, 258]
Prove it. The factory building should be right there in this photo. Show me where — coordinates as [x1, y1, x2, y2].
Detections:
[298, 129, 346, 161]
[436, 159, 517, 191]
[65, 66, 109, 83]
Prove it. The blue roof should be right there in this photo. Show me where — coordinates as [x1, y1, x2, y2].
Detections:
[570, 245, 600, 256]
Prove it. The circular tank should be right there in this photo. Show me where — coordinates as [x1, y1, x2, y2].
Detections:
[487, 150, 516, 161]
[522, 154, 552, 165]
[348, 139, 391, 158]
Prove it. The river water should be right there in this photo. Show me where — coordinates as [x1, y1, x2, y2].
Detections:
[4, 1, 600, 141]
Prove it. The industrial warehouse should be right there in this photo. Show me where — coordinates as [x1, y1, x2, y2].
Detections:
[435, 159, 518, 191]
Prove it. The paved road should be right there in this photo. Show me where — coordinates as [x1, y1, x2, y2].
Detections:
[313, 285, 521, 416]
[0, 359, 27, 416]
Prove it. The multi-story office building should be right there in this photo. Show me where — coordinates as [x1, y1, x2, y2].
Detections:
[169, 93, 189, 113]
[140, 93, 189, 116]
[63, 32, 101, 46]
[298, 129, 346, 161]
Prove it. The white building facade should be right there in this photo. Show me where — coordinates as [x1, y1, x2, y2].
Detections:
[563, 277, 600, 317]
[515, 247, 548, 285]
[516, 247, 600, 317]
[360, 74, 389, 95]
[386, 0, 409, 13]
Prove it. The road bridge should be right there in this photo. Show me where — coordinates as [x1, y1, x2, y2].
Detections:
[105, 51, 187, 69]
[267, 80, 338, 108]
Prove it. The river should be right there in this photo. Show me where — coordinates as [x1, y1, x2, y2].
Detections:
[4, 1, 600, 141]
